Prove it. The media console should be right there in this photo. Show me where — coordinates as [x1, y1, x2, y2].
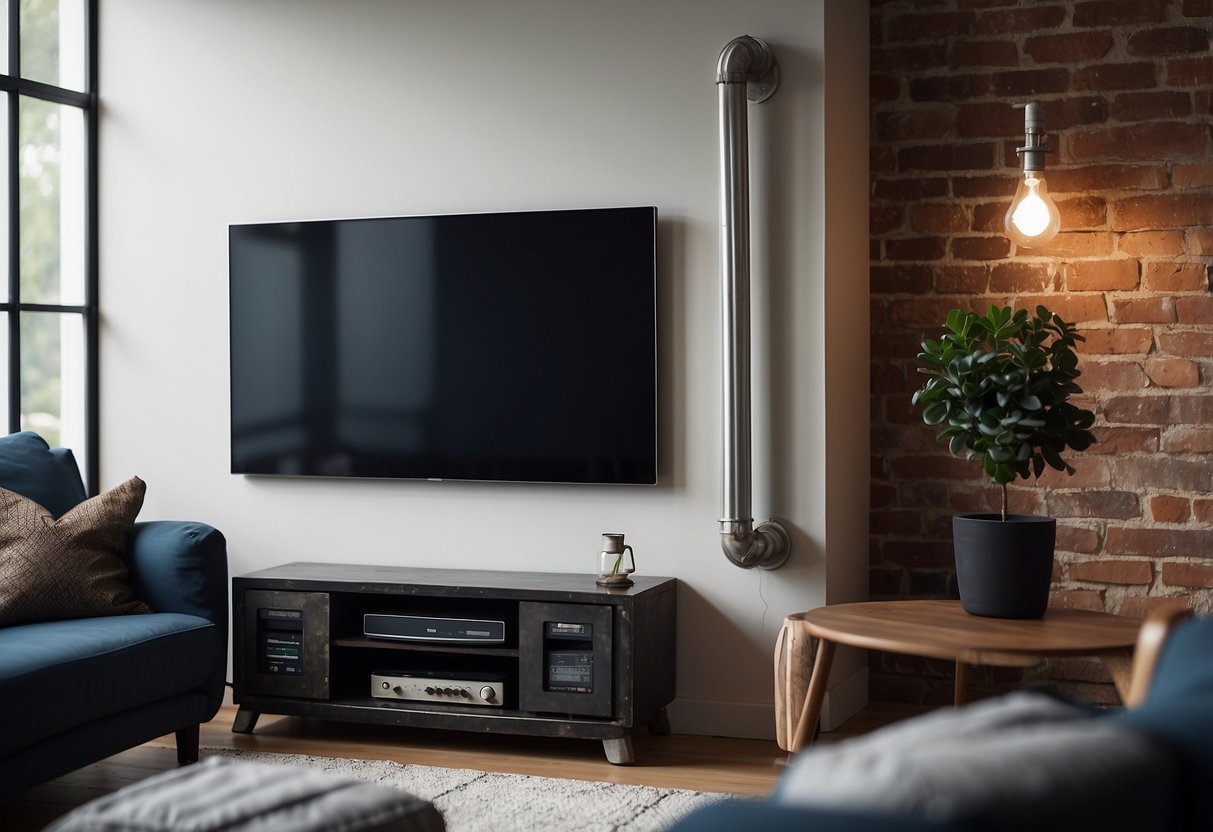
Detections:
[231, 563, 676, 764]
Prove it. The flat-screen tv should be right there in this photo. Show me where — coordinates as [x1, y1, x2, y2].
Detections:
[229, 206, 657, 485]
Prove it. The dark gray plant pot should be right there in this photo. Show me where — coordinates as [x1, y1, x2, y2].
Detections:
[953, 513, 1056, 619]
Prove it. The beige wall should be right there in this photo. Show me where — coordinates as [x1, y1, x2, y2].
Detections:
[99, 0, 869, 739]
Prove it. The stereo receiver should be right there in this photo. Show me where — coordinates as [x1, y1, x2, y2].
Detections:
[371, 670, 505, 707]
[364, 613, 506, 643]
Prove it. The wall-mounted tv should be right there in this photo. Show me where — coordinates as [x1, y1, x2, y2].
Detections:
[229, 206, 657, 485]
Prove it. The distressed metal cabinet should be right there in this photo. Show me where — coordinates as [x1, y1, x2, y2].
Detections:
[232, 563, 676, 764]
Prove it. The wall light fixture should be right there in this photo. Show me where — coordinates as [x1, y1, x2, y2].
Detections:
[1005, 101, 1060, 249]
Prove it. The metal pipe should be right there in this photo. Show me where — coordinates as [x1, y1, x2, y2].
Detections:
[716, 36, 790, 570]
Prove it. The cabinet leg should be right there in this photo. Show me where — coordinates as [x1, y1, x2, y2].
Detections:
[232, 706, 260, 734]
[603, 736, 635, 765]
[647, 707, 671, 735]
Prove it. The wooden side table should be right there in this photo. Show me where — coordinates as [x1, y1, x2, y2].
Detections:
[774, 599, 1141, 752]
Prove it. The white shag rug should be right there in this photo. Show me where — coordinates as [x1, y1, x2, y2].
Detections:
[200, 748, 734, 832]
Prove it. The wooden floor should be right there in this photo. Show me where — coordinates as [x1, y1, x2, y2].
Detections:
[2, 702, 923, 831]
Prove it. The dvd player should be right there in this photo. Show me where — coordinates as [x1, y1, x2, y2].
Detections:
[363, 613, 506, 643]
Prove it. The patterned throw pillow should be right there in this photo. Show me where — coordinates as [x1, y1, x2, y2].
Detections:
[0, 476, 151, 626]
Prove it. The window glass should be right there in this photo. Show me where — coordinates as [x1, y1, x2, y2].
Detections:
[0, 316, 8, 428]
[20, 311, 84, 459]
[20, 0, 86, 92]
[19, 96, 85, 305]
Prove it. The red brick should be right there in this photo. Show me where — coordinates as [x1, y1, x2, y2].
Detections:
[1129, 26, 1211, 56]
[1089, 426, 1160, 454]
[1162, 427, 1213, 454]
[1073, 0, 1167, 27]
[871, 146, 897, 173]
[1063, 259, 1139, 291]
[1167, 54, 1213, 86]
[991, 67, 1071, 97]
[1105, 527, 1213, 558]
[1076, 327, 1153, 354]
[889, 297, 987, 327]
[872, 74, 901, 102]
[1045, 165, 1168, 194]
[934, 265, 990, 294]
[1030, 232, 1116, 258]
[882, 540, 957, 569]
[909, 73, 993, 102]
[872, 45, 950, 74]
[957, 102, 1024, 138]
[899, 143, 996, 172]
[1151, 495, 1193, 523]
[1145, 357, 1201, 388]
[951, 40, 1019, 69]
[971, 202, 1006, 233]
[1159, 330, 1213, 356]
[1117, 595, 1191, 619]
[1110, 91, 1192, 121]
[1103, 394, 1169, 424]
[1070, 123, 1211, 163]
[1110, 296, 1175, 324]
[1170, 395, 1213, 424]
[952, 235, 1011, 260]
[887, 10, 975, 42]
[1035, 456, 1112, 489]
[872, 330, 926, 360]
[1073, 62, 1157, 92]
[910, 203, 969, 233]
[1143, 261, 1209, 292]
[874, 177, 950, 200]
[990, 262, 1054, 292]
[1174, 164, 1213, 188]
[876, 108, 954, 142]
[1113, 193, 1213, 232]
[1199, 89, 1213, 115]
[886, 236, 948, 261]
[1116, 456, 1213, 492]
[1161, 562, 1213, 589]
[1049, 490, 1141, 519]
[1011, 293, 1108, 323]
[1197, 499, 1213, 524]
[1049, 590, 1106, 612]
[871, 510, 925, 536]
[1057, 524, 1102, 554]
[1080, 359, 1146, 392]
[952, 174, 1018, 198]
[1023, 30, 1114, 63]
[1189, 228, 1213, 256]
[872, 263, 934, 294]
[1119, 230, 1185, 257]
[1069, 559, 1153, 584]
[1176, 296, 1213, 324]
[1056, 196, 1107, 229]
[1183, 0, 1212, 14]
[976, 5, 1067, 34]
[871, 204, 904, 235]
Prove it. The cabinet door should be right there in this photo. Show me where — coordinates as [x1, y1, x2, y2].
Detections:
[237, 589, 330, 700]
[518, 602, 613, 718]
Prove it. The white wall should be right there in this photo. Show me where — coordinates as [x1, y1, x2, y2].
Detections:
[99, 0, 869, 740]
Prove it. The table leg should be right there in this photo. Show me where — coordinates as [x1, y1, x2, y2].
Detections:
[790, 638, 835, 753]
[953, 661, 971, 706]
[1100, 648, 1134, 703]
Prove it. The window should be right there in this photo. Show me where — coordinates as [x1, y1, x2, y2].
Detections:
[0, 0, 97, 491]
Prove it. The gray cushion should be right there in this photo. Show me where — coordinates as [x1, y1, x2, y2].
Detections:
[44, 757, 444, 832]
[774, 692, 1180, 831]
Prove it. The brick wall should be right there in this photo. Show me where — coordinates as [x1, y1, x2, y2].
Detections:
[869, 0, 1213, 704]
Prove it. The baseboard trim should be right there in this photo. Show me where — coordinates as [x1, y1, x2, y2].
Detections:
[819, 665, 868, 732]
[665, 698, 778, 741]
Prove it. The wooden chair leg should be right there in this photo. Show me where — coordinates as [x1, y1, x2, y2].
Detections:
[176, 724, 200, 765]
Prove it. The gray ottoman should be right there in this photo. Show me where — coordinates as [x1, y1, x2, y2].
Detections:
[44, 757, 444, 832]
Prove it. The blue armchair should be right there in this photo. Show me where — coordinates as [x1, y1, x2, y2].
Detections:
[0, 432, 227, 801]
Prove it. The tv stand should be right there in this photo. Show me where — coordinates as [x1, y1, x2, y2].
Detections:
[231, 563, 676, 764]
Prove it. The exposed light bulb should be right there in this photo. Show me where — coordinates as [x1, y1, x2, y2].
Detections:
[1005, 173, 1060, 248]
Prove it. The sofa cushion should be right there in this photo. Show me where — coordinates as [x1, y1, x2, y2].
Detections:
[0, 431, 87, 517]
[774, 692, 1180, 832]
[0, 612, 218, 757]
[0, 477, 150, 626]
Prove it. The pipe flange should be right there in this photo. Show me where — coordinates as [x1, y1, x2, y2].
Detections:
[747, 61, 779, 104]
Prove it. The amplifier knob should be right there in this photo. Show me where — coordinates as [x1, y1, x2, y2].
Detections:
[443, 687, 454, 696]
[381, 681, 390, 690]
[480, 686, 496, 701]
[459, 688, 470, 698]
[424, 686, 435, 695]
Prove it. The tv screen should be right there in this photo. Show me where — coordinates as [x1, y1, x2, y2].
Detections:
[229, 207, 657, 485]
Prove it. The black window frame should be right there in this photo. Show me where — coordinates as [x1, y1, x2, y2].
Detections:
[0, 0, 99, 493]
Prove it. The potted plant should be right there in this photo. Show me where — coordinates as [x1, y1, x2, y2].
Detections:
[911, 304, 1096, 618]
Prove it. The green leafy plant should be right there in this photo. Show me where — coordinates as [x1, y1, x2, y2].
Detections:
[911, 304, 1096, 521]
